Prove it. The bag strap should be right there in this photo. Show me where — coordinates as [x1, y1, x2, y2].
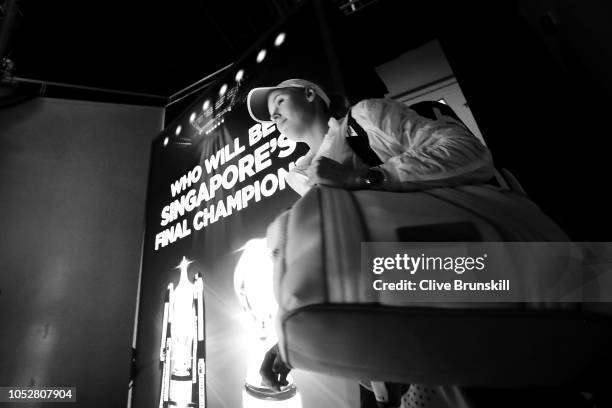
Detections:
[346, 111, 383, 166]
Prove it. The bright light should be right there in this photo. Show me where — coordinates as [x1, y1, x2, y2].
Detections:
[235, 69, 245, 82]
[202, 100, 210, 110]
[189, 112, 196, 122]
[234, 240, 302, 408]
[437, 98, 447, 105]
[163, 137, 169, 146]
[274, 32, 286, 47]
[175, 126, 182, 136]
[256, 49, 267, 63]
[233, 239, 277, 339]
[176, 256, 193, 272]
[219, 84, 228, 96]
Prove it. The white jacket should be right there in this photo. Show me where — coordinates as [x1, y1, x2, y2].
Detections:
[286, 99, 494, 196]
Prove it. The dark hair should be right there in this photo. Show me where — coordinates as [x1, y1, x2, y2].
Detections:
[326, 93, 350, 118]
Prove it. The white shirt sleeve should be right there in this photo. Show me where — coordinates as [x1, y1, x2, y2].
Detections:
[350, 99, 494, 191]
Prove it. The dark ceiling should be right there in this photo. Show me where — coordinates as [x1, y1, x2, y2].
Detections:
[9, 0, 285, 96]
[5, 0, 434, 99]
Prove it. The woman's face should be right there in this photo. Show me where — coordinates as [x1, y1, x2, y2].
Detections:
[267, 87, 316, 142]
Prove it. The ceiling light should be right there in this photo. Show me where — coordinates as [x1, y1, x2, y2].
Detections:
[256, 49, 267, 63]
[235, 69, 244, 82]
[175, 126, 182, 136]
[219, 84, 228, 96]
[274, 32, 286, 47]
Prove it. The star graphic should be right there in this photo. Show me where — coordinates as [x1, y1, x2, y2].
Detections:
[176, 256, 193, 273]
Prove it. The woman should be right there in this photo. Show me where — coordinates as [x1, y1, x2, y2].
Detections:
[247, 80, 592, 408]
[247, 78, 494, 197]
[247, 79, 499, 406]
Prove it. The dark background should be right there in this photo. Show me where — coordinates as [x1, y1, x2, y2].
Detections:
[5, 0, 431, 96]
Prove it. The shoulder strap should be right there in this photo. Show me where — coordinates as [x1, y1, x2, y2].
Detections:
[345, 111, 383, 166]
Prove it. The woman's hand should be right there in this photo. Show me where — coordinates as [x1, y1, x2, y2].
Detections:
[306, 157, 366, 189]
[259, 343, 291, 391]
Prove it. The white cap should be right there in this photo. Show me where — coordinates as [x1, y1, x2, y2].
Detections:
[247, 78, 331, 123]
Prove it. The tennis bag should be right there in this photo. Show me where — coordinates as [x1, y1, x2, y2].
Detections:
[266, 185, 612, 387]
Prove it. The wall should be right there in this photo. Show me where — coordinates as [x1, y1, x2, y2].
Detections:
[0, 97, 163, 407]
[376, 40, 484, 141]
[376, 39, 454, 99]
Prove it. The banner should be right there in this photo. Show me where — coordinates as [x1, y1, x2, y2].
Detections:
[134, 2, 383, 407]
